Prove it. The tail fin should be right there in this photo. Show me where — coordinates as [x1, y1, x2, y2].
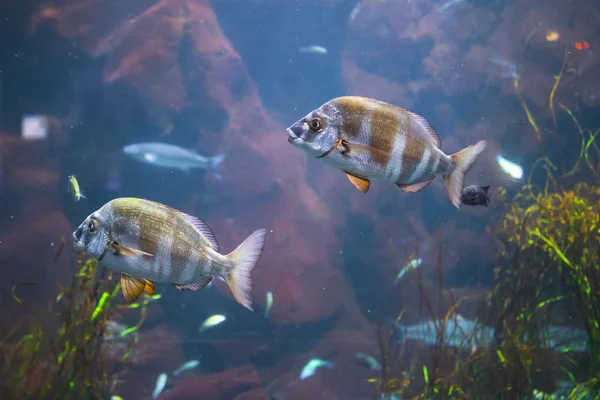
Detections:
[209, 153, 227, 180]
[444, 140, 487, 209]
[225, 228, 268, 311]
[387, 319, 407, 350]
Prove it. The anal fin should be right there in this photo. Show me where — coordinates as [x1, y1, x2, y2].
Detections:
[397, 177, 435, 193]
[172, 276, 213, 292]
[120, 275, 147, 303]
[345, 172, 370, 193]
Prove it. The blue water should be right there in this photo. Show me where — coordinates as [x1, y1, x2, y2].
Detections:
[0, 0, 598, 399]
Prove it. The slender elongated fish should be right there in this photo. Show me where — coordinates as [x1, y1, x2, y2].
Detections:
[123, 142, 226, 179]
[172, 360, 200, 376]
[152, 373, 168, 399]
[264, 291, 273, 319]
[199, 314, 226, 332]
[287, 96, 487, 208]
[72, 198, 267, 310]
[300, 358, 333, 380]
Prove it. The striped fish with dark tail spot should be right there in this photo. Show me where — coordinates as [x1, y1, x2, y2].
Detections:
[287, 96, 487, 208]
[72, 198, 267, 310]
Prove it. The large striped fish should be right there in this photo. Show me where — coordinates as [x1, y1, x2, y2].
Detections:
[287, 96, 487, 208]
[72, 198, 267, 310]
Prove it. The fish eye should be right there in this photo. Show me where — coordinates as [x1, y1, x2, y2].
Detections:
[87, 219, 97, 232]
[309, 118, 322, 131]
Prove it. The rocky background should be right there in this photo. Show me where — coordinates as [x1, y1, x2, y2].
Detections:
[0, 0, 598, 398]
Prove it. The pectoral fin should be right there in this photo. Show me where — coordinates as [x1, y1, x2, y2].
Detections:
[397, 177, 435, 193]
[112, 242, 154, 257]
[345, 172, 370, 193]
[120, 275, 147, 303]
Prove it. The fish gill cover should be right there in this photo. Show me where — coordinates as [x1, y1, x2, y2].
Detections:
[0, 0, 598, 399]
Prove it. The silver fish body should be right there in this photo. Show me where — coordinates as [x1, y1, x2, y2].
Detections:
[123, 142, 226, 178]
[287, 96, 487, 208]
[393, 314, 494, 350]
[72, 198, 267, 310]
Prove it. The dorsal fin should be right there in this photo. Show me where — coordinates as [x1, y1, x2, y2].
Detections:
[179, 213, 219, 251]
[405, 110, 442, 149]
[146, 200, 220, 251]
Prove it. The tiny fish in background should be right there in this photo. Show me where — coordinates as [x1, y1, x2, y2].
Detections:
[496, 154, 523, 180]
[264, 291, 273, 319]
[298, 45, 328, 55]
[394, 257, 422, 284]
[436, 0, 464, 13]
[287, 96, 487, 208]
[300, 358, 334, 380]
[72, 198, 267, 310]
[67, 175, 86, 201]
[199, 314, 226, 332]
[172, 360, 200, 376]
[545, 30, 560, 42]
[461, 185, 491, 207]
[152, 373, 168, 399]
[355, 352, 381, 370]
[123, 142, 227, 180]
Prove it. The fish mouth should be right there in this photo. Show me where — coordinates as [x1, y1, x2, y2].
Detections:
[72, 229, 85, 252]
[287, 128, 302, 144]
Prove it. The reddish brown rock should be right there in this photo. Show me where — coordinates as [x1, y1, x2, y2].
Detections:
[264, 328, 380, 400]
[0, 133, 77, 308]
[108, 325, 185, 399]
[157, 365, 263, 400]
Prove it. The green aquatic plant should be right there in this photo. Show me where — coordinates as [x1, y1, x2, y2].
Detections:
[492, 180, 600, 398]
[0, 257, 157, 400]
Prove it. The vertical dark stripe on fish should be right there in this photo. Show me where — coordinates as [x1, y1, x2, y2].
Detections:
[170, 220, 197, 282]
[367, 104, 397, 167]
[335, 98, 365, 138]
[424, 149, 438, 176]
[398, 137, 425, 182]
[136, 204, 161, 263]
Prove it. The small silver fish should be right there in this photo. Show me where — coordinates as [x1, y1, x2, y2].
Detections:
[287, 96, 487, 208]
[123, 142, 226, 179]
[264, 291, 273, 319]
[72, 198, 267, 310]
[437, 0, 465, 13]
[152, 373, 168, 399]
[355, 352, 381, 370]
[67, 175, 86, 201]
[199, 314, 226, 332]
[172, 360, 200, 376]
[496, 154, 523, 180]
[298, 45, 328, 55]
[300, 358, 333, 380]
[394, 258, 422, 284]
